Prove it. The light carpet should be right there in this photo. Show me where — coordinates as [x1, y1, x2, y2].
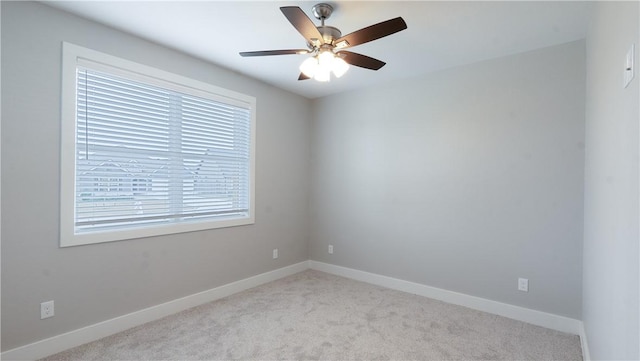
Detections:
[41, 270, 582, 360]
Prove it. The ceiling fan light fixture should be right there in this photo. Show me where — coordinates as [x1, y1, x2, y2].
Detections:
[300, 52, 349, 81]
[304, 50, 348, 81]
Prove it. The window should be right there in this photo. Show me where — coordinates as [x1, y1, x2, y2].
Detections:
[61, 43, 256, 247]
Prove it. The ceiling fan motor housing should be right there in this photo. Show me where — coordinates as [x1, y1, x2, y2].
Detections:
[318, 25, 342, 46]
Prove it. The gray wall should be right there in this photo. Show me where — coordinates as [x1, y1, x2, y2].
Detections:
[1, 2, 311, 351]
[310, 41, 586, 318]
[583, 2, 639, 360]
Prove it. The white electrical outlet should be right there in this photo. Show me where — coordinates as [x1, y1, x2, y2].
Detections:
[41, 300, 54, 319]
[518, 278, 529, 292]
[272, 248, 278, 259]
[328, 245, 333, 254]
[624, 44, 635, 88]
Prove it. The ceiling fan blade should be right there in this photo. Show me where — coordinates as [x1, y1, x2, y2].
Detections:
[298, 73, 311, 81]
[338, 51, 386, 70]
[334, 17, 407, 49]
[240, 49, 309, 57]
[280, 6, 324, 45]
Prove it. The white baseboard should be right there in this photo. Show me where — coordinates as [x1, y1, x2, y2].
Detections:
[3, 260, 586, 361]
[1, 261, 310, 361]
[309, 261, 583, 335]
[579, 323, 591, 361]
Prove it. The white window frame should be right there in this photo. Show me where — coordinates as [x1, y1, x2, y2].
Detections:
[60, 42, 256, 247]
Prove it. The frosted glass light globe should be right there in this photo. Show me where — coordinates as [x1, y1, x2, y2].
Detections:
[299, 57, 318, 77]
[332, 57, 349, 78]
[318, 51, 335, 70]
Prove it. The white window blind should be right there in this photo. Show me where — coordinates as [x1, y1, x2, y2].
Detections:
[61, 43, 255, 246]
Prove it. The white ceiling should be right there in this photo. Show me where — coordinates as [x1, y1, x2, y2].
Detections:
[45, 1, 592, 99]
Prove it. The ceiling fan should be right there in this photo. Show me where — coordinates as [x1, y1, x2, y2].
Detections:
[239, 3, 407, 82]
